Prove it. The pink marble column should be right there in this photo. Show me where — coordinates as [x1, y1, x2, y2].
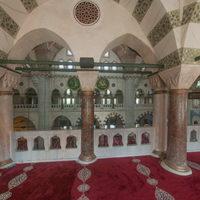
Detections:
[77, 71, 98, 163]
[0, 91, 14, 168]
[161, 89, 192, 175]
[79, 90, 96, 162]
[152, 89, 168, 156]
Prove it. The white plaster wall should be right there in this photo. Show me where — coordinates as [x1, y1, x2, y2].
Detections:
[12, 127, 154, 163]
[11, 0, 155, 62]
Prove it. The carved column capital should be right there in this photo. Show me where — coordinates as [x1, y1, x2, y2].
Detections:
[77, 71, 99, 91]
[149, 74, 167, 91]
[0, 72, 20, 91]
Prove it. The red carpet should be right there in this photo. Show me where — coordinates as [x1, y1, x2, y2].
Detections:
[0, 153, 200, 200]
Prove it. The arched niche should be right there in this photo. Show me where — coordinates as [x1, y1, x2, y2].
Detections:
[14, 116, 36, 131]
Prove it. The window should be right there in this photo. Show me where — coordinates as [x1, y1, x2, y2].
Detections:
[196, 80, 200, 88]
[52, 116, 72, 130]
[59, 59, 64, 69]
[66, 50, 73, 56]
[66, 136, 77, 148]
[104, 65, 109, 70]
[104, 51, 109, 57]
[98, 134, 108, 147]
[17, 137, 28, 151]
[63, 89, 74, 105]
[33, 136, 45, 150]
[67, 60, 73, 69]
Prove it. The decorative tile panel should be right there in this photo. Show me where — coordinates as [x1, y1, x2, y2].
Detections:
[20, 0, 38, 13]
[159, 48, 200, 68]
[0, 6, 19, 37]
[148, 10, 180, 46]
[133, 0, 154, 23]
[158, 49, 182, 68]
[0, 49, 7, 59]
[147, 2, 200, 47]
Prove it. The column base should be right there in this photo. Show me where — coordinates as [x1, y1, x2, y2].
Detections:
[161, 160, 192, 176]
[152, 150, 166, 159]
[0, 159, 15, 169]
[78, 154, 97, 165]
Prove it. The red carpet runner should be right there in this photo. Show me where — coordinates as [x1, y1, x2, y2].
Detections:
[0, 153, 200, 200]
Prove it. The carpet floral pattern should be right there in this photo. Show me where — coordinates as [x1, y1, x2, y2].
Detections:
[132, 158, 174, 200]
[0, 153, 199, 200]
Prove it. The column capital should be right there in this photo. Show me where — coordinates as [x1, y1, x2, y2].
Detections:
[149, 74, 167, 91]
[77, 71, 99, 91]
[0, 71, 20, 91]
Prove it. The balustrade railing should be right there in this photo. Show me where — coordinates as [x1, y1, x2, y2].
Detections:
[14, 104, 38, 109]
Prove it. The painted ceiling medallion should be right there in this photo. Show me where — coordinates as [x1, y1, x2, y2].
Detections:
[96, 77, 109, 90]
[68, 76, 80, 90]
[74, 1, 100, 25]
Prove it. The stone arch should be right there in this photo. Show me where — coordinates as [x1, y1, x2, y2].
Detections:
[135, 111, 153, 127]
[100, 33, 157, 63]
[14, 116, 36, 131]
[104, 112, 125, 129]
[52, 115, 72, 130]
[8, 28, 69, 62]
[76, 115, 102, 129]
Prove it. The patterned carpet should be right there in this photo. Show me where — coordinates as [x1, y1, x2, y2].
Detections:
[0, 153, 200, 200]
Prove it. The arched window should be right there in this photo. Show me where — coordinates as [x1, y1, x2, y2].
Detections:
[59, 59, 64, 69]
[52, 116, 72, 130]
[13, 89, 21, 105]
[135, 112, 153, 127]
[62, 89, 74, 105]
[127, 133, 137, 145]
[25, 88, 38, 105]
[67, 60, 73, 69]
[50, 136, 61, 149]
[33, 136, 45, 150]
[98, 134, 108, 147]
[66, 49, 73, 56]
[141, 132, 150, 144]
[66, 136, 77, 148]
[76, 89, 82, 104]
[105, 113, 124, 129]
[94, 89, 101, 104]
[14, 116, 36, 131]
[76, 117, 100, 129]
[144, 90, 153, 104]
[103, 90, 112, 105]
[190, 130, 198, 142]
[114, 90, 123, 105]
[17, 137, 28, 151]
[135, 89, 144, 104]
[113, 134, 123, 146]
[51, 89, 61, 105]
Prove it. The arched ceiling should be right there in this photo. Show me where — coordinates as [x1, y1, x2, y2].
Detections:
[0, 0, 200, 69]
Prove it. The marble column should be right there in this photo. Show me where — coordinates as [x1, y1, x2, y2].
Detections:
[152, 89, 168, 156]
[0, 91, 14, 168]
[161, 89, 192, 175]
[77, 71, 98, 163]
[149, 75, 168, 157]
[79, 90, 96, 161]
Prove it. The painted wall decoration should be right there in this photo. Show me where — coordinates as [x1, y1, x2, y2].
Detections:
[67, 76, 80, 90]
[96, 77, 109, 90]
